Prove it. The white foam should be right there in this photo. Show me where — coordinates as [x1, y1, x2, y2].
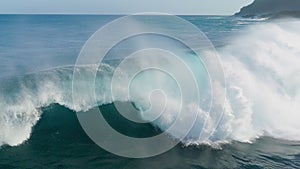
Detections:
[221, 19, 300, 142]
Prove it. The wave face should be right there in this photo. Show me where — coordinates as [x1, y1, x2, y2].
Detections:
[1, 19, 300, 147]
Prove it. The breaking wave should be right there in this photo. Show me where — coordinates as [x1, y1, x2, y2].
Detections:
[1, 19, 300, 148]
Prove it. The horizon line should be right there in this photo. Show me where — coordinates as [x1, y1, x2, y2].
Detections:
[0, 13, 233, 16]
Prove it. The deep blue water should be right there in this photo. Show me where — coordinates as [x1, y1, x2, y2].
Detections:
[0, 15, 250, 77]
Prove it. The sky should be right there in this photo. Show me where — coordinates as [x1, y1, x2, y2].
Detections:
[0, 0, 254, 15]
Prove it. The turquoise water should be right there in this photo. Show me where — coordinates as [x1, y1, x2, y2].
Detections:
[0, 15, 300, 168]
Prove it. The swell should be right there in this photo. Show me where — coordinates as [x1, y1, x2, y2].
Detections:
[0, 19, 300, 147]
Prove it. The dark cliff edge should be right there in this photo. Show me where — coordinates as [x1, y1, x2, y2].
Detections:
[235, 0, 300, 19]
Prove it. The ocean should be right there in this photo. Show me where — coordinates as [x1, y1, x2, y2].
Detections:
[0, 15, 300, 169]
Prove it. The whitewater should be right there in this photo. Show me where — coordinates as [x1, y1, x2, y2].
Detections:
[0, 18, 300, 148]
